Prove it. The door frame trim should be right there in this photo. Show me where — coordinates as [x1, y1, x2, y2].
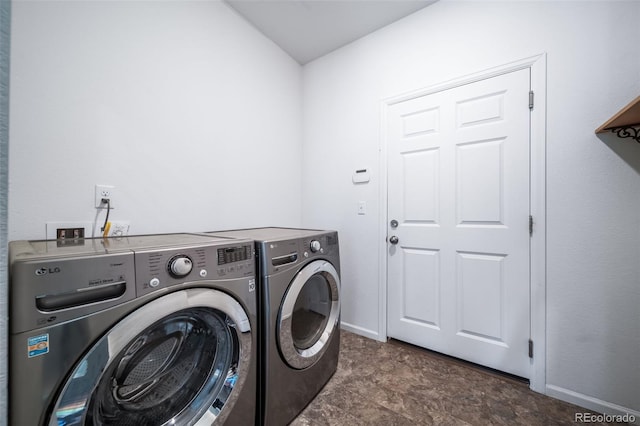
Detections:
[378, 54, 547, 392]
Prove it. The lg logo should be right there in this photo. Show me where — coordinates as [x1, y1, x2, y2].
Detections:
[35, 267, 61, 276]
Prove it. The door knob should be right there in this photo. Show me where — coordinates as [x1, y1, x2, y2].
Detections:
[389, 236, 399, 245]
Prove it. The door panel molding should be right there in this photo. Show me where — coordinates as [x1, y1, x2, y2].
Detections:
[379, 54, 547, 392]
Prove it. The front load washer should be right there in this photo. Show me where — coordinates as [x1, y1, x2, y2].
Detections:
[9, 233, 258, 426]
[205, 228, 340, 426]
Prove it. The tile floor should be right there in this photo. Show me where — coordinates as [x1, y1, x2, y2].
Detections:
[291, 331, 621, 425]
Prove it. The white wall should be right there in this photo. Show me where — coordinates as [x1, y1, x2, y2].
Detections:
[302, 0, 640, 417]
[5, 2, 301, 422]
[9, 0, 302, 241]
[0, 1, 9, 424]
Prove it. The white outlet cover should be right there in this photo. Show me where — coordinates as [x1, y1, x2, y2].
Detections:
[95, 184, 115, 209]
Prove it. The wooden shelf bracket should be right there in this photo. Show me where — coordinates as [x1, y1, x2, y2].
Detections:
[596, 95, 640, 144]
[611, 126, 640, 143]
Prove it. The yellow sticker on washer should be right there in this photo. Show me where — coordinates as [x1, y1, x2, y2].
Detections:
[27, 334, 49, 358]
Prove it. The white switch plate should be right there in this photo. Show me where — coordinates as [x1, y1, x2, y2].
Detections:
[357, 201, 367, 215]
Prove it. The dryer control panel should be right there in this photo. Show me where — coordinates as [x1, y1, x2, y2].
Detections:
[261, 231, 340, 276]
[301, 232, 339, 261]
[135, 243, 255, 296]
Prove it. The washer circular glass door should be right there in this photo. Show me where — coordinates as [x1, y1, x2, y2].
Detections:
[50, 288, 252, 426]
[278, 260, 340, 369]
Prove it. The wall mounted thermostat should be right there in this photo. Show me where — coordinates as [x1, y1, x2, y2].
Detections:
[352, 168, 370, 184]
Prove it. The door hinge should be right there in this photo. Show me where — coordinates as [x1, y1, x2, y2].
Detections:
[529, 90, 534, 110]
[528, 339, 534, 358]
[529, 215, 533, 236]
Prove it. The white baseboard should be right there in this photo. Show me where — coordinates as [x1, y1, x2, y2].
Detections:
[546, 385, 639, 425]
[340, 321, 386, 342]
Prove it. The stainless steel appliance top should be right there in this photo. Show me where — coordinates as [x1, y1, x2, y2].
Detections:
[9, 233, 233, 260]
[203, 227, 332, 243]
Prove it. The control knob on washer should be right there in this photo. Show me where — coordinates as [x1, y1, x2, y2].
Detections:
[310, 240, 321, 253]
[169, 255, 193, 277]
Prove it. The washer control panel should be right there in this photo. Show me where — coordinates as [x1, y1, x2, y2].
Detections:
[135, 243, 254, 296]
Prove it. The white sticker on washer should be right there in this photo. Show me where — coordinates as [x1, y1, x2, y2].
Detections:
[27, 334, 49, 358]
[248, 279, 256, 292]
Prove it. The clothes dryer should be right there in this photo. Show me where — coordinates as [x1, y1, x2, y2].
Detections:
[206, 228, 341, 426]
[9, 233, 258, 426]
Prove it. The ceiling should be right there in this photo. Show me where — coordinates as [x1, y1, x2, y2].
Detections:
[224, 0, 437, 65]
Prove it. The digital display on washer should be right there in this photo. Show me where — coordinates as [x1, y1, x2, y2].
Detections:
[217, 245, 252, 265]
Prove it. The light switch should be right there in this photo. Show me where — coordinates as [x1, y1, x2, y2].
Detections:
[357, 201, 367, 215]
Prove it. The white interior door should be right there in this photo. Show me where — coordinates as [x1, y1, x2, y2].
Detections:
[386, 69, 531, 378]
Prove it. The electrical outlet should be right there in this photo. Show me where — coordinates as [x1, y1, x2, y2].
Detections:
[95, 185, 115, 208]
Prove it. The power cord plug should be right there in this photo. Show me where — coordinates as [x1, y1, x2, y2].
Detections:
[100, 198, 111, 233]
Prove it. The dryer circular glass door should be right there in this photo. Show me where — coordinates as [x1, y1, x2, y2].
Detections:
[278, 260, 340, 369]
[50, 288, 252, 426]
